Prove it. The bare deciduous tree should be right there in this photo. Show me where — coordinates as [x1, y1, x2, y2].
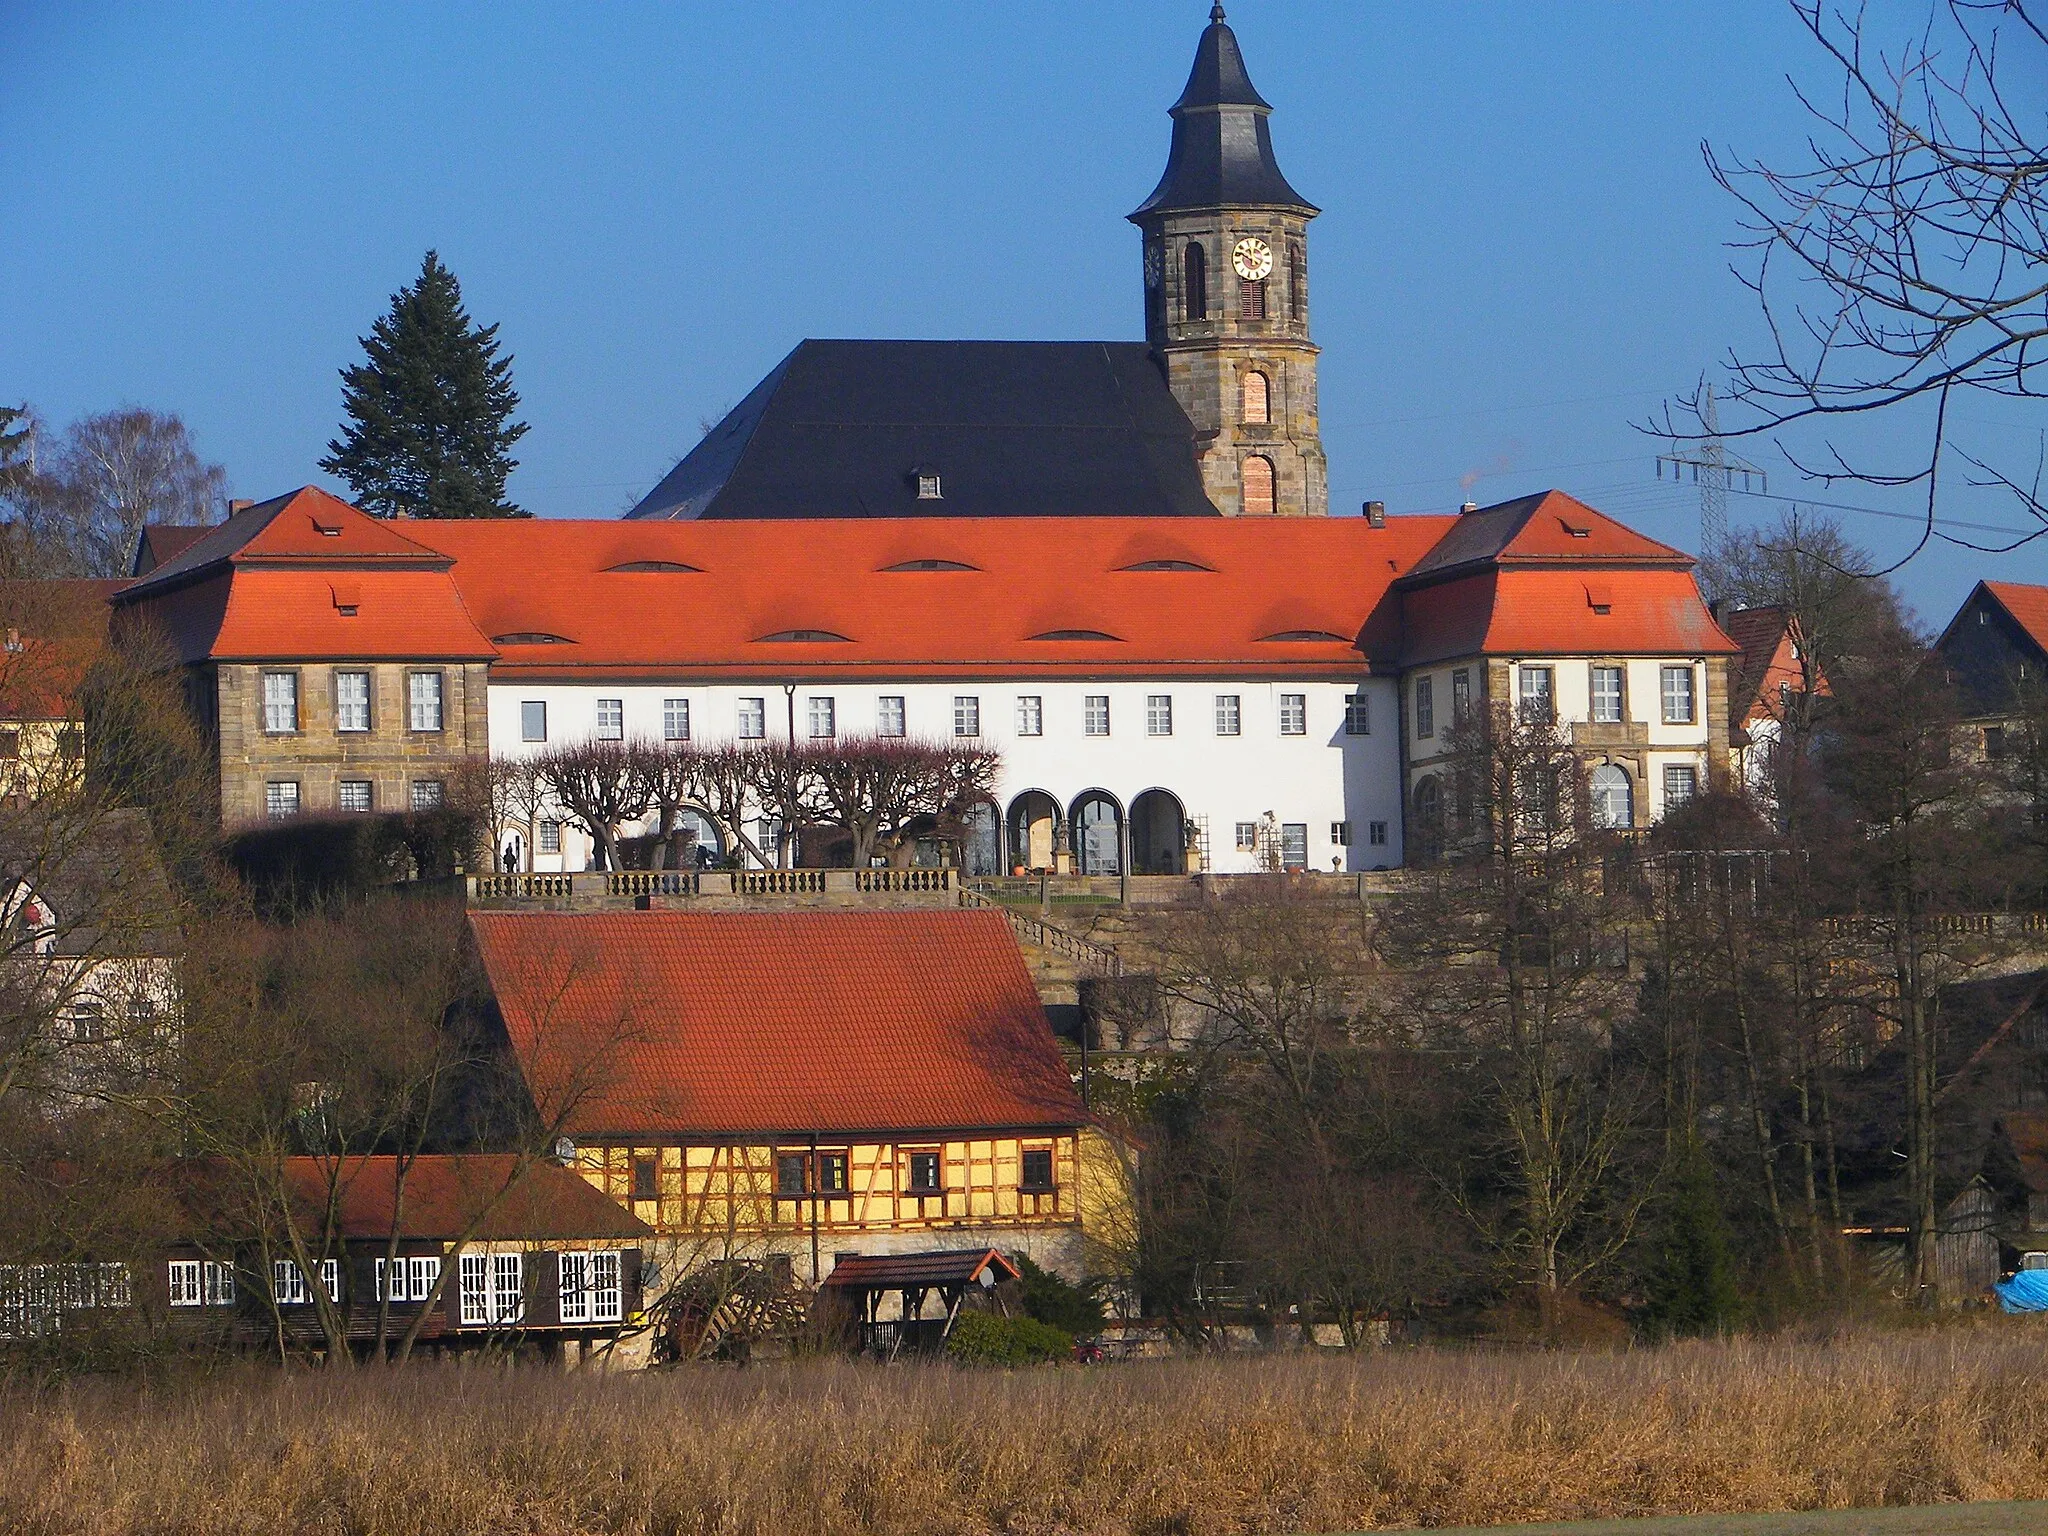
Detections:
[1, 409, 226, 578]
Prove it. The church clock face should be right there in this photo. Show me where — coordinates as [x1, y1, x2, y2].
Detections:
[1232, 236, 1274, 281]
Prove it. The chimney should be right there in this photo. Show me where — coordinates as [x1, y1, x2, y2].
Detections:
[1363, 500, 1385, 528]
[1459, 500, 1480, 515]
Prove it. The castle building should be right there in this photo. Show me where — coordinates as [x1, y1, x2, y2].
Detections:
[110, 9, 1737, 870]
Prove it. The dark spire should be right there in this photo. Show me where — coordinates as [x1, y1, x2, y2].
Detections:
[1130, 8, 1316, 220]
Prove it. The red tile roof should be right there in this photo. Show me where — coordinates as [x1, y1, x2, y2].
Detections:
[1398, 569, 1736, 667]
[1402, 490, 1691, 582]
[822, 1248, 1021, 1290]
[469, 908, 1085, 1140]
[280, 1154, 649, 1242]
[1984, 581, 2048, 658]
[1720, 606, 1826, 723]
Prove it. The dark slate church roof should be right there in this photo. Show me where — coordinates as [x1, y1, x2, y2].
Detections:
[1129, 5, 1316, 219]
[624, 340, 1222, 521]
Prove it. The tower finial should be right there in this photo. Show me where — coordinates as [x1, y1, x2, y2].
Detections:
[1210, 4, 1226, 21]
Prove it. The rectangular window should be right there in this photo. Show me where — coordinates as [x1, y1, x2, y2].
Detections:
[631, 1155, 659, 1202]
[202, 1261, 234, 1307]
[1344, 692, 1371, 735]
[662, 698, 690, 742]
[878, 696, 907, 737]
[261, 671, 298, 734]
[1146, 694, 1173, 736]
[376, 1255, 440, 1304]
[335, 671, 370, 733]
[408, 672, 444, 732]
[1415, 677, 1435, 739]
[459, 1252, 489, 1326]
[1015, 696, 1042, 736]
[1279, 694, 1307, 736]
[1661, 665, 1696, 725]
[1591, 665, 1624, 724]
[1020, 1148, 1055, 1191]
[1234, 821, 1258, 851]
[1215, 694, 1242, 736]
[338, 780, 372, 813]
[907, 1151, 942, 1193]
[815, 1152, 849, 1195]
[1986, 725, 2008, 759]
[493, 1252, 523, 1324]
[167, 1260, 201, 1307]
[738, 697, 766, 740]
[807, 696, 835, 739]
[953, 695, 980, 738]
[1663, 764, 1699, 808]
[1519, 666, 1555, 724]
[1084, 696, 1110, 736]
[410, 780, 444, 811]
[272, 1260, 308, 1306]
[1451, 668, 1471, 722]
[558, 1251, 591, 1325]
[320, 1258, 339, 1303]
[538, 820, 563, 854]
[1368, 820, 1388, 846]
[1280, 822, 1308, 869]
[265, 781, 299, 819]
[776, 1153, 808, 1196]
[595, 697, 623, 740]
[590, 1250, 622, 1324]
[1330, 820, 1352, 846]
[518, 700, 547, 743]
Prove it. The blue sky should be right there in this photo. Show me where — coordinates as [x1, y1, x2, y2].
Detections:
[4, 2, 2038, 624]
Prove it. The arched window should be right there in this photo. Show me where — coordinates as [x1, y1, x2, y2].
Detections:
[1241, 371, 1270, 424]
[1590, 764, 1634, 830]
[1241, 455, 1276, 516]
[1182, 241, 1207, 321]
[1288, 240, 1307, 320]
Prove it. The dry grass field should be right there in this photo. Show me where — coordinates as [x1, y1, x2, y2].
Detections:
[7, 1329, 2048, 1536]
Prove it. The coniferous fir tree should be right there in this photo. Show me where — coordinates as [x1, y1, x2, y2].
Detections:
[320, 252, 530, 518]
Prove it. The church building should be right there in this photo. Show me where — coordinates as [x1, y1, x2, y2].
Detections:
[112, 8, 1737, 874]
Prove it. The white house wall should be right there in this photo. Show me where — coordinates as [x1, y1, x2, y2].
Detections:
[486, 677, 1405, 873]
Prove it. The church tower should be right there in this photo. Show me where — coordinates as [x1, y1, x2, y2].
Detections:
[1131, 6, 1326, 517]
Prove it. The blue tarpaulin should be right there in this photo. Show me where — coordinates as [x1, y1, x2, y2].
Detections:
[1994, 1271, 2048, 1312]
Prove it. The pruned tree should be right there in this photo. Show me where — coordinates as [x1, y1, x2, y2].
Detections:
[532, 739, 651, 871]
[634, 738, 705, 870]
[1667, 1, 2047, 567]
[804, 735, 1001, 868]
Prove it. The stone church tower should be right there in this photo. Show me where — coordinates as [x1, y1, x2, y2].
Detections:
[1131, 6, 1327, 517]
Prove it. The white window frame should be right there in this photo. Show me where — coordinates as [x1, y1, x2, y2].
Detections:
[335, 670, 371, 733]
[1083, 696, 1110, 737]
[376, 1254, 442, 1304]
[1663, 763, 1699, 809]
[265, 781, 300, 819]
[459, 1252, 489, 1325]
[1279, 822, 1309, 869]
[1414, 677, 1435, 740]
[261, 671, 299, 734]
[953, 695, 980, 738]
[878, 696, 907, 738]
[493, 1251, 524, 1323]
[272, 1259, 307, 1306]
[558, 1250, 592, 1325]
[1661, 665, 1696, 725]
[1015, 696, 1042, 737]
[410, 780, 444, 811]
[1146, 695, 1173, 737]
[1215, 695, 1242, 736]
[663, 698, 690, 742]
[1330, 820, 1352, 846]
[1279, 694, 1307, 737]
[521, 700, 548, 743]
[1344, 693, 1370, 735]
[595, 697, 624, 741]
[1519, 666, 1555, 724]
[408, 671, 445, 733]
[1451, 668, 1471, 722]
[737, 697, 766, 740]
[203, 1260, 234, 1307]
[1591, 665, 1624, 724]
[338, 779, 372, 813]
[807, 696, 836, 739]
[167, 1259, 202, 1307]
[1234, 821, 1257, 851]
[538, 820, 563, 855]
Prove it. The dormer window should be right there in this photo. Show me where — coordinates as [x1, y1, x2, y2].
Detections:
[881, 559, 977, 572]
[1560, 519, 1591, 538]
[312, 519, 344, 537]
[914, 472, 943, 501]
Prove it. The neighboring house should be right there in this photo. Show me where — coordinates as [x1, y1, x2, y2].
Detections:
[1719, 605, 1829, 796]
[108, 487, 495, 825]
[1390, 493, 1738, 835]
[1935, 580, 2048, 767]
[128, 523, 213, 579]
[467, 907, 1104, 1285]
[4, 1154, 652, 1352]
[0, 807, 180, 1107]
[0, 578, 127, 799]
